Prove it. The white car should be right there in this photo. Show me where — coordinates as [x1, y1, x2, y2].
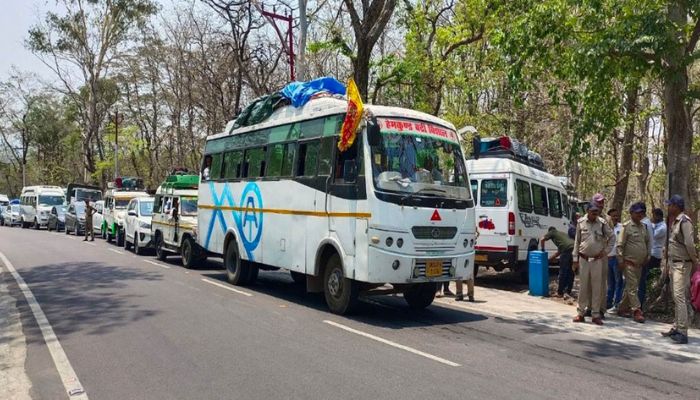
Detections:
[92, 200, 105, 237]
[123, 197, 154, 255]
[2, 204, 21, 227]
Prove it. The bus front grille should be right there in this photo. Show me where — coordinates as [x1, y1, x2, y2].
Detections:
[412, 226, 458, 240]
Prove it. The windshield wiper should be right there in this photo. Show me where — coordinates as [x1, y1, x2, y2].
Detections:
[401, 187, 447, 204]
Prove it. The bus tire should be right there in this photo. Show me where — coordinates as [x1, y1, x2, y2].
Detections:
[224, 240, 249, 285]
[124, 233, 132, 250]
[181, 237, 196, 269]
[290, 271, 306, 285]
[156, 233, 168, 261]
[106, 225, 113, 242]
[33, 219, 39, 230]
[403, 283, 437, 310]
[323, 253, 359, 315]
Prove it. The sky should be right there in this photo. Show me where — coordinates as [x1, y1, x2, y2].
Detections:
[0, 0, 56, 81]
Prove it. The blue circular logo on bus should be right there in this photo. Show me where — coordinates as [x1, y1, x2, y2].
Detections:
[238, 182, 263, 257]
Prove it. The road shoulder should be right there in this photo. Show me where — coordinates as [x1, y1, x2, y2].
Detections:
[0, 269, 32, 400]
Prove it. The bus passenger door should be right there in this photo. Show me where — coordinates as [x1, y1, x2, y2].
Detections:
[326, 137, 361, 258]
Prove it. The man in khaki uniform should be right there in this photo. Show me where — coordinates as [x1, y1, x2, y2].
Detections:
[662, 195, 698, 344]
[617, 202, 650, 323]
[573, 202, 615, 325]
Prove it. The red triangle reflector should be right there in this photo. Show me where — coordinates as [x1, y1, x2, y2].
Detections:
[431, 210, 441, 221]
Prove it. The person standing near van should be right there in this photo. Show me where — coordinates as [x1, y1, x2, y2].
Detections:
[616, 202, 650, 323]
[83, 199, 96, 242]
[661, 195, 698, 344]
[592, 193, 609, 318]
[572, 202, 614, 325]
[606, 209, 624, 312]
[540, 227, 574, 298]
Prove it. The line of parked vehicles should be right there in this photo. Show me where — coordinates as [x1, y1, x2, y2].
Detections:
[1, 174, 200, 269]
[0, 90, 587, 314]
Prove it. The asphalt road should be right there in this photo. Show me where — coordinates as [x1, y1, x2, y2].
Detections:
[1, 226, 699, 400]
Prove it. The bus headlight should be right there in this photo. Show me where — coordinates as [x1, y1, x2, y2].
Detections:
[386, 237, 393, 247]
[413, 266, 420, 278]
[392, 260, 400, 270]
[396, 238, 404, 248]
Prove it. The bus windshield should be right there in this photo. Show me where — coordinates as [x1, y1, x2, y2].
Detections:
[76, 189, 102, 202]
[370, 118, 470, 200]
[115, 199, 131, 209]
[39, 195, 65, 206]
[180, 197, 197, 216]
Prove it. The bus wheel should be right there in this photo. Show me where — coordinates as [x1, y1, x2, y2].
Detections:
[181, 237, 196, 269]
[156, 233, 168, 261]
[290, 271, 306, 285]
[106, 226, 113, 242]
[224, 241, 249, 285]
[403, 283, 437, 310]
[33, 219, 39, 230]
[116, 229, 124, 247]
[323, 254, 359, 315]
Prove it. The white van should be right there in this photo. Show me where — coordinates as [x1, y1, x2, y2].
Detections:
[465, 136, 570, 281]
[152, 174, 202, 268]
[19, 186, 66, 229]
[102, 178, 149, 246]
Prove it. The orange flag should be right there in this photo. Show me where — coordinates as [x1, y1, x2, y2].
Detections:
[338, 78, 364, 152]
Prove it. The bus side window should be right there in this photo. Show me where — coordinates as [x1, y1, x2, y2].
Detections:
[281, 143, 296, 177]
[318, 137, 334, 176]
[266, 144, 285, 177]
[210, 153, 223, 180]
[334, 136, 362, 183]
[296, 141, 320, 177]
[243, 147, 266, 178]
[470, 180, 478, 203]
[224, 150, 243, 180]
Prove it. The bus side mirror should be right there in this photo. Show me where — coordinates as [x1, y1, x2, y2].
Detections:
[367, 122, 381, 146]
[343, 160, 358, 183]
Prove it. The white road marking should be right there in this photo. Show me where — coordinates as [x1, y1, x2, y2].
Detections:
[323, 320, 461, 367]
[84, 242, 96, 247]
[144, 260, 171, 269]
[0, 251, 89, 399]
[201, 278, 253, 297]
[107, 248, 123, 255]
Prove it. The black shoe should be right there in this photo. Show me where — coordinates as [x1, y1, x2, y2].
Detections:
[661, 328, 679, 337]
[670, 332, 688, 344]
[444, 289, 455, 297]
[82, 239, 87, 241]
[468, 295, 475, 302]
[455, 294, 464, 301]
[584, 309, 592, 317]
[599, 313, 606, 320]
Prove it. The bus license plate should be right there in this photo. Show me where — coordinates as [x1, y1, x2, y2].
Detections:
[425, 260, 443, 277]
[475, 254, 488, 262]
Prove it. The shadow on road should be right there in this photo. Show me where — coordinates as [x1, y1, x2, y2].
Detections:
[570, 338, 697, 363]
[201, 269, 488, 329]
[15, 262, 162, 338]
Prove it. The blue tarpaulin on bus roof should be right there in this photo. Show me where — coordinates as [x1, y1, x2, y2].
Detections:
[280, 77, 346, 107]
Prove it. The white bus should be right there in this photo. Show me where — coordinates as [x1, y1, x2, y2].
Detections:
[197, 96, 476, 314]
[466, 136, 570, 281]
[19, 185, 66, 229]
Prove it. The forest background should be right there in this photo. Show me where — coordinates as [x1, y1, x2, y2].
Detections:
[1, 0, 699, 228]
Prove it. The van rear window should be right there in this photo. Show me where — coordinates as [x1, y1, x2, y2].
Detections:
[480, 179, 507, 207]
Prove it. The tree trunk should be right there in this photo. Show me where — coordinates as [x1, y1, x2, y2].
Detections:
[354, 44, 372, 100]
[664, 0, 693, 208]
[611, 84, 638, 212]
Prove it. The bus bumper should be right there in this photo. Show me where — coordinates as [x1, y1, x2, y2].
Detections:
[474, 246, 518, 271]
[366, 246, 475, 284]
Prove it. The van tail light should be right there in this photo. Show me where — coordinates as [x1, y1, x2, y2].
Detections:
[508, 212, 516, 235]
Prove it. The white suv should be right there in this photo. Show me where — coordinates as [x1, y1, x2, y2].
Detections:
[123, 197, 154, 255]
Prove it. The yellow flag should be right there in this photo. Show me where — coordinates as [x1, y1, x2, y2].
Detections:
[338, 78, 364, 152]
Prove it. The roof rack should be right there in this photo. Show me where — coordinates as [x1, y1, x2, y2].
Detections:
[161, 174, 199, 190]
[471, 136, 546, 171]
